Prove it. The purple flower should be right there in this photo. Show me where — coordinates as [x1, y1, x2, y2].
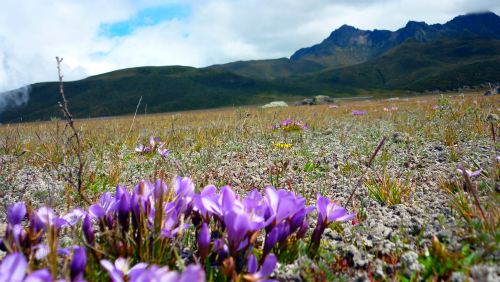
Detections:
[179, 265, 205, 282]
[89, 192, 118, 219]
[0, 253, 52, 282]
[244, 253, 277, 281]
[352, 110, 367, 115]
[0, 252, 27, 282]
[29, 211, 45, 236]
[70, 246, 87, 281]
[276, 118, 308, 131]
[264, 187, 298, 225]
[9, 224, 27, 249]
[280, 118, 293, 126]
[7, 203, 26, 226]
[82, 214, 95, 245]
[135, 144, 149, 153]
[262, 187, 313, 255]
[310, 195, 354, 256]
[316, 195, 355, 224]
[224, 208, 252, 253]
[35, 207, 67, 230]
[173, 176, 195, 200]
[100, 258, 147, 282]
[24, 269, 52, 282]
[158, 148, 170, 157]
[63, 208, 86, 226]
[128, 265, 175, 282]
[116, 185, 131, 231]
[34, 244, 49, 260]
[457, 165, 482, 179]
[135, 136, 167, 156]
[198, 222, 210, 263]
[263, 224, 281, 255]
[126, 264, 204, 282]
[296, 218, 309, 239]
[193, 185, 221, 220]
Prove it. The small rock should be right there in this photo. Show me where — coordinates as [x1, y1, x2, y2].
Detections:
[400, 251, 423, 277]
[434, 145, 444, 151]
[451, 272, 467, 282]
[486, 113, 498, 122]
[437, 230, 452, 244]
[344, 245, 368, 269]
[262, 101, 288, 108]
[469, 265, 499, 282]
[354, 272, 370, 282]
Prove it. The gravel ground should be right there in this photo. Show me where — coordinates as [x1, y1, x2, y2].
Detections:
[1, 99, 498, 281]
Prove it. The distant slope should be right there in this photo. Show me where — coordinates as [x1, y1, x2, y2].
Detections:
[0, 67, 309, 122]
[305, 38, 500, 91]
[208, 58, 325, 80]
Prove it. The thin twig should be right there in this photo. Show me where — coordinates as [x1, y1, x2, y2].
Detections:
[56, 57, 90, 204]
[123, 96, 142, 147]
[459, 164, 487, 224]
[345, 136, 386, 207]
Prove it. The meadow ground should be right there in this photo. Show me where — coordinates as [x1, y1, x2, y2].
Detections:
[0, 92, 498, 281]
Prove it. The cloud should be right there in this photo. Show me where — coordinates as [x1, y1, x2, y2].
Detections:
[0, 0, 499, 95]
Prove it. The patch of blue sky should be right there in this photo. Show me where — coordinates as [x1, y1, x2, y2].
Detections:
[99, 4, 190, 37]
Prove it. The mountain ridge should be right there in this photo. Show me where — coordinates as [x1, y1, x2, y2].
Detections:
[1, 11, 499, 123]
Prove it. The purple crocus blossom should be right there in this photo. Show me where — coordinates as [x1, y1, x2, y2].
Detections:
[63, 208, 86, 226]
[116, 185, 131, 231]
[7, 203, 26, 226]
[0, 252, 27, 282]
[310, 194, 355, 254]
[100, 258, 147, 282]
[262, 187, 313, 255]
[276, 118, 308, 130]
[34, 244, 49, 260]
[135, 136, 169, 157]
[89, 192, 118, 219]
[198, 222, 210, 263]
[280, 118, 293, 126]
[264, 187, 305, 226]
[158, 148, 170, 157]
[457, 165, 482, 179]
[224, 208, 252, 253]
[352, 110, 367, 115]
[193, 185, 221, 221]
[125, 264, 205, 282]
[23, 269, 52, 282]
[35, 207, 67, 230]
[316, 195, 355, 224]
[82, 214, 95, 245]
[9, 224, 27, 248]
[179, 265, 206, 282]
[70, 246, 87, 281]
[0, 252, 52, 282]
[244, 253, 277, 281]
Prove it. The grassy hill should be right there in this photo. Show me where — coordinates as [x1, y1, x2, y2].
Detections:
[0, 67, 312, 122]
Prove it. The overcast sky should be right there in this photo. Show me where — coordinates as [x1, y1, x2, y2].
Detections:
[1, 0, 499, 92]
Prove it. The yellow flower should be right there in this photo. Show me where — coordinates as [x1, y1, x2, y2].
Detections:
[273, 143, 293, 149]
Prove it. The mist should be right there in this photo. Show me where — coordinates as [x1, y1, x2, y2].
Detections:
[0, 85, 31, 112]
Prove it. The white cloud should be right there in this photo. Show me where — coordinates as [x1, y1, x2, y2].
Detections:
[0, 0, 499, 93]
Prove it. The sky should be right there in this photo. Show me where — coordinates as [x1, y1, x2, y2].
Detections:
[0, 0, 499, 93]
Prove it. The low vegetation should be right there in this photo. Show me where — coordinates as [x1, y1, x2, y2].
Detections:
[0, 92, 498, 281]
